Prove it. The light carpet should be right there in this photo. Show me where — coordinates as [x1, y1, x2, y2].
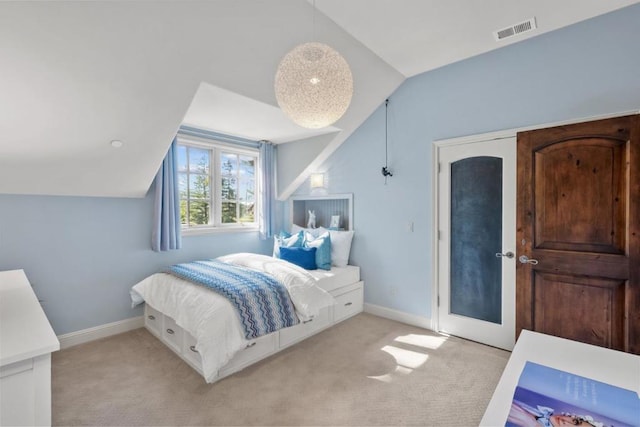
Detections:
[52, 313, 509, 426]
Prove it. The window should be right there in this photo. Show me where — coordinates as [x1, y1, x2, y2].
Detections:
[177, 137, 259, 232]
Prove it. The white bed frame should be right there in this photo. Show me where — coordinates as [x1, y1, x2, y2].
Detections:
[143, 279, 363, 382]
[144, 193, 361, 382]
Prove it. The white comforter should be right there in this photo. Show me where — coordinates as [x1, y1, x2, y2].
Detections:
[130, 253, 334, 383]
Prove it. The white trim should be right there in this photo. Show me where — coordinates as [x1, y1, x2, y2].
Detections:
[433, 109, 640, 147]
[176, 134, 259, 155]
[290, 193, 354, 201]
[432, 142, 440, 334]
[181, 225, 259, 236]
[57, 316, 144, 350]
[364, 303, 433, 330]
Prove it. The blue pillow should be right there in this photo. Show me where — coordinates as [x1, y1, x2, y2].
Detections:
[279, 246, 318, 270]
[303, 231, 331, 270]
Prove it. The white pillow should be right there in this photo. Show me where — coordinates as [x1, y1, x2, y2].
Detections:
[318, 227, 354, 267]
[273, 231, 303, 258]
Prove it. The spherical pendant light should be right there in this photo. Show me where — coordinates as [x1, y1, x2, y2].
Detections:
[275, 42, 353, 129]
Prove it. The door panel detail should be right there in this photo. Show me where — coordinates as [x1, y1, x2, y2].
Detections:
[532, 272, 625, 349]
[534, 138, 627, 254]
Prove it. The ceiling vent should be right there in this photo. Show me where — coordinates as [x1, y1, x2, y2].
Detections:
[493, 17, 537, 41]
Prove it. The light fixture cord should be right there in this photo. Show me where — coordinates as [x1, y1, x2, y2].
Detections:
[385, 98, 389, 184]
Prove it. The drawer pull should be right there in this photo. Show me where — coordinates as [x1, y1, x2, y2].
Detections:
[148, 315, 156, 320]
[189, 345, 198, 353]
[246, 342, 257, 348]
[303, 318, 314, 324]
[344, 302, 353, 306]
[166, 328, 175, 335]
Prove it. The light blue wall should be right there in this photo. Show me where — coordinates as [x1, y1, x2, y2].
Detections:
[0, 189, 273, 335]
[300, 4, 640, 319]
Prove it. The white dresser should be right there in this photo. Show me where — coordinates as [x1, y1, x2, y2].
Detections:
[0, 270, 60, 426]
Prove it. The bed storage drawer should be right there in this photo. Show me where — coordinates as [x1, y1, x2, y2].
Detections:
[279, 306, 331, 348]
[220, 333, 277, 376]
[182, 331, 202, 369]
[333, 283, 364, 322]
[145, 304, 162, 337]
[162, 316, 183, 353]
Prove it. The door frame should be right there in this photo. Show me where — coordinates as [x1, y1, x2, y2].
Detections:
[431, 109, 638, 336]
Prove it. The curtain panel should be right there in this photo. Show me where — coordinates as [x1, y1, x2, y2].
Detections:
[152, 138, 182, 252]
[259, 141, 276, 239]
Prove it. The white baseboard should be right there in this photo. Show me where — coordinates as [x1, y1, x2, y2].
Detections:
[58, 316, 144, 350]
[364, 303, 434, 330]
[58, 307, 430, 350]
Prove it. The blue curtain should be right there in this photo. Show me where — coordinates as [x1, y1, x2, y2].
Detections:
[259, 141, 276, 239]
[152, 138, 182, 252]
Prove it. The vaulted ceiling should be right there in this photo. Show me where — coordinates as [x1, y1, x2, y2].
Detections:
[1, 0, 637, 198]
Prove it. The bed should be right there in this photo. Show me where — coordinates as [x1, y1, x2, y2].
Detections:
[131, 252, 363, 383]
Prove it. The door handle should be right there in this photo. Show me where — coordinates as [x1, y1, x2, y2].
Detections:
[518, 255, 539, 265]
[496, 251, 514, 259]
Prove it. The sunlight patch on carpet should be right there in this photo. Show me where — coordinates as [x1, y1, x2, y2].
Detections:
[367, 365, 413, 383]
[367, 334, 447, 383]
[380, 345, 429, 369]
[367, 345, 430, 382]
[394, 334, 447, 350]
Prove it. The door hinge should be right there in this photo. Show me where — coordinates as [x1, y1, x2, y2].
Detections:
[437, 295, 440, 307]
[438, 230, 442, 240]
[438, 162, 441, 173]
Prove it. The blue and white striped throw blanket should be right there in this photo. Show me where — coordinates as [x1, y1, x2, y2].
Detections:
[168, 260, 299, 339]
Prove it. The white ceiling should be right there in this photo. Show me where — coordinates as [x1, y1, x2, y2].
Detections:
[1, 0, 637, 197]
[315, 0, 640, 77]
[182, 83, 340, 144]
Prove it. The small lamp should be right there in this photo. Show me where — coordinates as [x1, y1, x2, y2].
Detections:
[310, 173, 325, 189]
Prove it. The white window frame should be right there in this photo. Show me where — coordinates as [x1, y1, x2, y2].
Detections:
[177, 135, 260, 235]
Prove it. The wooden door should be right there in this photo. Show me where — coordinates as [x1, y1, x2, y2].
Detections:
[516, 115, 640, 354]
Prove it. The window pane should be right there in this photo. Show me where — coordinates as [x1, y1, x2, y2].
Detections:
[221, 176, 237, 201]
[177, 145, 188, 172]
[178, 142, 259, 229]
[221, 152, 238, 175]
[180, 200, 187, 225]
[221, 202, 237, 223]
[189, 200, 210, 225]
[189, 147, 210, 173]
[189, 174, 210, 199]
[239, 156, 255, 178]
[179, 173, 188, 199]
[239, 179, 255, 202]
[239, 202, 255, 223]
